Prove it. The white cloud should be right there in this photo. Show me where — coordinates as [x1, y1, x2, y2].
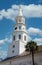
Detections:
[0, 35, 12, 59]
[28, 27, 42, 36]
[0, 36, 12, 44]
[28, 36, 32, 41]
[0, 39, 5, 44]
[33, 38, 42, 45]
[1, 9, 18, 20]
[0, 50, 7, 59]
[0, 4, 42, 20]
[27, 27, 42, 45]
[22, 4, 42, 17]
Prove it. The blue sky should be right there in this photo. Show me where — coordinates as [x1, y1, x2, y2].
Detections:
[0, 0, 42, 60]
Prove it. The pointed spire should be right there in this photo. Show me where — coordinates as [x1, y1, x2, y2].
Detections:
[18, 5, 23, 16]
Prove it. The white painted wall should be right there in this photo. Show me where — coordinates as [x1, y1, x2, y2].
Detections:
[8, 41, 19, 57]
[8, 40, 27, 57]
[19, 41, 25, 54]
[8, 29, 28, 57]
[13, 31, 28, 43]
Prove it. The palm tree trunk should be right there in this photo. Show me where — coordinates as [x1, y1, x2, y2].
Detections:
[32, 51, 34, 65]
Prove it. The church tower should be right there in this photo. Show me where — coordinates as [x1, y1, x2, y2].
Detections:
[8, 6, 28, 57]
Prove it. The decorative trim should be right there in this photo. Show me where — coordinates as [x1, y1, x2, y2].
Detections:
[14, 23, 26, 27]
[13, 30, 28, 34]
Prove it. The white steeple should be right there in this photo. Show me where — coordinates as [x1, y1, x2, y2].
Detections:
[15, 6, 25, 24]
[8, 6, 28, 57]
[18, 6, 23, 16]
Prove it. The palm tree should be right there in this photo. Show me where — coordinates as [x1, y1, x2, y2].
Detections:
[25, 41, 39, 65]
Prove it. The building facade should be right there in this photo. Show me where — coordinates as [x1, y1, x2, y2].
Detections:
[8, 6, 28, 57]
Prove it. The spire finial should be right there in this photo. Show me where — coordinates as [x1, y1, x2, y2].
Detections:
[18, 5, 23, 16]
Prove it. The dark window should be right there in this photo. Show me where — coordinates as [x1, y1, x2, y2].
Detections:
[12, 50, 14, 53]
[15, 27, 17, 30]
[24, 36, 26, 41]
[19, 35, 21, 39]
[13, 36, 15, 40]
[13, 45, 15, 48]
[19, 26, 21, 29]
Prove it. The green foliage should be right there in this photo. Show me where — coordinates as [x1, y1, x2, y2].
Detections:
[25, 41, 39, 65]
[25, 41, 39, 53]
